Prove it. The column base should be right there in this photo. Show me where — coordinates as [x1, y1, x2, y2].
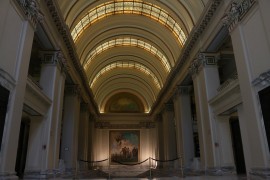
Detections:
[206, 166, 236, 176]
[250, 168, 270, 180]
[23, 169, 65, 179]
[0, 172, 18, 180]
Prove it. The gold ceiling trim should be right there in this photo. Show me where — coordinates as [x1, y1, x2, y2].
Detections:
[71, 0, 187, 46]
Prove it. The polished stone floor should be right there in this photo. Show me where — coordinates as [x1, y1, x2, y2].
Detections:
[51, 176, 247, 180]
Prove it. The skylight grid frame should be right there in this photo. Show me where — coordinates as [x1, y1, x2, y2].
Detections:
[71, 1, 187, 46]
[90, 61, 162, 89]
[83, 38, 171, 73]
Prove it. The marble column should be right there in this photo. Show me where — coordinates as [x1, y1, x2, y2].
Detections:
[155, 114, 164, 168]
[78, 103, 89, 170]
[173, 86, 194, 169]
[0, 0, 42, 178]
[87, 115, 95, 168]
[162, 104, 177, 168]
[223, 0, 270, 177]
[60, 85, 81, 172]
[189, 52, 220, 170]
[31, 51, 66, 174]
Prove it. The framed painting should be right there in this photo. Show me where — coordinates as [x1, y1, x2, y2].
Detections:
[109, 130, 140, 164]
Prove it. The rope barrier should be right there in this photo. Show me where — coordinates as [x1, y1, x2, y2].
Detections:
[79, 157, 182, 164]
[79, 158, 109, 163]
[150, 157, 181, 162]
[112, 158, 149, 166]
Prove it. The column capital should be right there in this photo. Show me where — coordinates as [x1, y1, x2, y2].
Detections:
[222, 0, 257, 32]
[189, 52, 218, 77]
[0, 68, 16, 91]
[252, 69, 270, 89]
[39, 51, 69, 74]
[16, 0, 44, 28]
[175, 86, 192, 96]
[65, 84, 81, 97]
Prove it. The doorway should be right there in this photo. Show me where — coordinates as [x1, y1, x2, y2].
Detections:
[229, 117, 246, 174]
[15, 118, 30, 179]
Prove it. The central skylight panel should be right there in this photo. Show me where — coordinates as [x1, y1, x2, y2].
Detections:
[90, 61, 162, 90]
[83, 37, 171, 72]
[71, 0, 187, 46]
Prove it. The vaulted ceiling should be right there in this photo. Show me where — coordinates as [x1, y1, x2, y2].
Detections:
[56, 0, 208, 113]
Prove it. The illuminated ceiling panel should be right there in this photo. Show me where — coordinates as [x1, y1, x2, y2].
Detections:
[90, 61, 162, 90]
[83, 37, 171, 72]
[71, 0, 187, 46]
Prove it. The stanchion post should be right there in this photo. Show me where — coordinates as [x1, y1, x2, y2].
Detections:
[180, 156, 184, 178]
[108, 157, 111, 179]
[75, 160, 78, 179]
[149, 157, 151, 179]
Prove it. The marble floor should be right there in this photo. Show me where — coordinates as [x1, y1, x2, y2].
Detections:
[51, 176, 247, 180]
[49, 175, 247, 180]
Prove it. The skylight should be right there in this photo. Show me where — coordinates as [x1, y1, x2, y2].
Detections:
[84, 37, 171, 72]
[90, 61, 162, 89]
[71, 0, 187, 46]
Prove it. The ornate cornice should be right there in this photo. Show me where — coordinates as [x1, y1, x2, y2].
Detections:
[65, 84, 81, 97]
[150, 0, 223, 115]
[16, 0, 44, 28]
[44, 0, 99, 115]
[223, 0, 257, 32]
[252, 69, 270, 88]
[95, 122, 155, 129]
[175, 86, 191, 96]
[189, 52, 218, 77]
[217, 71, 238, 92]
[39, 51, 69, 74]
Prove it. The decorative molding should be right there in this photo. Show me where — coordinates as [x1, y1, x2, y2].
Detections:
[16, 0, 44, 28]
[223, 0, 257, 32]
[44, 0, 99, 115]
[39, 51, 69, 74]
[151, 0, 223, 115]
[252, 69, 270, 88]
[0, 68, 16, 91]
[95, 122, 155, 129]
[189, 52, 218, 76]
[65, 84, 81, 97]
[250, 168, 270, 179]
[217, 71, 238, 92]
[176, 86, 192, 95]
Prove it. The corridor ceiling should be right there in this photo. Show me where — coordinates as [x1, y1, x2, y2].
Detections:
[56, 0, 208, 113]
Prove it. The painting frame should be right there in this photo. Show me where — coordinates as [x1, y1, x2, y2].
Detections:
[109, 130, 140, 165]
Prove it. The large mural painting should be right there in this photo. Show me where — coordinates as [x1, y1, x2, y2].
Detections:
[109, 130, 140, 164]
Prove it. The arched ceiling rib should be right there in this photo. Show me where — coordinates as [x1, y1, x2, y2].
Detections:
[83, 37, 171, 73]
[100, 89, 150, 113]
[86, 47, 167, 85]
[90, 61, 162, 90]
[70, 0, 187, 46]
[56, 0, 208, 113]
[77, 24, 179, 67]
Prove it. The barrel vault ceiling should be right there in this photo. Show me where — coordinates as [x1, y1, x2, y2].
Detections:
[56, 0, 208, 113]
